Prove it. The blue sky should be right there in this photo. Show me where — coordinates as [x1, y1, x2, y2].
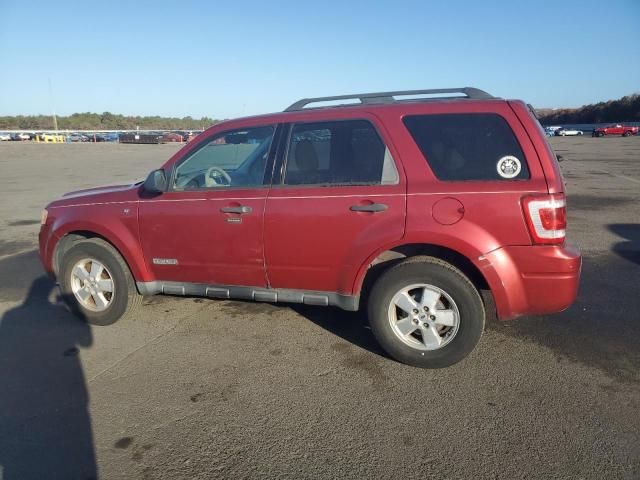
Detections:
[1, 0, 638, 118]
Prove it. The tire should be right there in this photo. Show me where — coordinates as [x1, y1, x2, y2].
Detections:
[367, 256, 485, 368]
[623, 131, 631, 137]
[59, 238, 142, 325]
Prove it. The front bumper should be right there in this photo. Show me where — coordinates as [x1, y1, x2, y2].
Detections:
[38, 223, 58, 279]
[480, 243, 581, 321]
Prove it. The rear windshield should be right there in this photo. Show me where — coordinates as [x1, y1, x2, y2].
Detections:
[403, 113, 529, 181]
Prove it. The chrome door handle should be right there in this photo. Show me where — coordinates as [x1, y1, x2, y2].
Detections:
[350, 203, 388, 213]
[220, 205, 252, 214]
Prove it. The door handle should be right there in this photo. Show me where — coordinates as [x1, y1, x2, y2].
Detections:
[350, 203, 388, 213]
[220, 205, 252, 214]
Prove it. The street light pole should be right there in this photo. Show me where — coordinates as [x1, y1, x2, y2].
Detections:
[48, 78, 58, 131]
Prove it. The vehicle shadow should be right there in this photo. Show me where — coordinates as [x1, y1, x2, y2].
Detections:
[608, 223, 640, 266]
[487, 252, 640, 384]
[290, 262, 390, 359]
[291, 305, 388, 358]
[294, 250, 639, 384]
[0, 251, 96, 480]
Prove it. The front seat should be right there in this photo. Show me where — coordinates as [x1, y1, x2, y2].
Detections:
[291, 139, 319, 184]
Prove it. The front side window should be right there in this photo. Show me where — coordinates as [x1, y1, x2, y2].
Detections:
[174, 126, 274, 189]
[403, 113, 529, 181]
[283, 120, 398, 186]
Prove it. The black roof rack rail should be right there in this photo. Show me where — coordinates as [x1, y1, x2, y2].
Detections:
[284, 87, 494, 112]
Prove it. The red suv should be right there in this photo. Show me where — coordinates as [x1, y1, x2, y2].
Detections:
[39, 88, 581, 368]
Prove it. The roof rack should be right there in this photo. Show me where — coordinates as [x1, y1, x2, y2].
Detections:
[284, 87, 494, 112]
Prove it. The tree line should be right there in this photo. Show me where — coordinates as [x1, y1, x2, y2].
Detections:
[0, 112, 220, 130]
[537, 94, 640, 124]
[2, 94, 638, 130]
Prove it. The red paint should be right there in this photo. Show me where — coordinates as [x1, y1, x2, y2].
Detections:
[39, 96, 581, 321]
[138, 190, 268, 286]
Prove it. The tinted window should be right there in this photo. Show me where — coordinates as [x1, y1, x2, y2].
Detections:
[403, 114, 529, 181]
[174, 126, 274, 189]
[283, 120, 398, 186]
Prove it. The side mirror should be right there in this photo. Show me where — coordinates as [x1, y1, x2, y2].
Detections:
[143, 169, 167, 194]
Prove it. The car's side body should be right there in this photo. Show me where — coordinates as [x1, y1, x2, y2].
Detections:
[39, 94, 580, 326]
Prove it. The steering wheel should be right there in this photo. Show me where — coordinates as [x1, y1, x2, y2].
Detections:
[205, 166, 232, 186]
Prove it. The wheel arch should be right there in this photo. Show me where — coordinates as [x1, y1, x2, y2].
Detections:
[51, 227, 150, 287]
[354, 242, 493, 309]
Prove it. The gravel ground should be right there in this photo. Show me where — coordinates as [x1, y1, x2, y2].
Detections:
[0, 138, 638, 479]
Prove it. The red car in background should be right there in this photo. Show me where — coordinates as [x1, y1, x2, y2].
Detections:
[593, 124, 638, 137]
[159, 132, 184, 143]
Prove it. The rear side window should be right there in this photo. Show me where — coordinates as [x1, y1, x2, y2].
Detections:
[283, 120, 399, 186]
[403, 113, 529, 181]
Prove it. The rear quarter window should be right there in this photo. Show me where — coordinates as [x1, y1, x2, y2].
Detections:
[403, 113, 529, 181]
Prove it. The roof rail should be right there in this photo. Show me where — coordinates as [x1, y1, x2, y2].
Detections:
[284, 87, 494, 112]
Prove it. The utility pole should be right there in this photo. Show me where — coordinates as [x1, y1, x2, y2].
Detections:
[48, 78, 58, 131]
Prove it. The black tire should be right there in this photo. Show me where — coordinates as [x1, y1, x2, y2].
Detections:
[623, 131, 631, 137]
[367, 256, 484, 368]
[59, 238, 142, 325]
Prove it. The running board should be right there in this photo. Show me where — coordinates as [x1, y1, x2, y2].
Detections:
[136, 281, 359, 311]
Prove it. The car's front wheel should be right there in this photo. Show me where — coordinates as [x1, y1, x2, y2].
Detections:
[367, 256, 485, 368]
[59, 238, 142, 325]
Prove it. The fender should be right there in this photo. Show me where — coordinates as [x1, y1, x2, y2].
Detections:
[48, 206, 153, 282]
[350, 228, 526, 320]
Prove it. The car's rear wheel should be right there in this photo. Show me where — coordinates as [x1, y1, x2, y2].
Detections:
[367, 256, 484, 368]
[59, 238, 142, 325]
[623, 131, 631, 137]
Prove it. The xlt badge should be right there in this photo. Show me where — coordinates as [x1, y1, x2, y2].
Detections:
[152, 258, 178, 265]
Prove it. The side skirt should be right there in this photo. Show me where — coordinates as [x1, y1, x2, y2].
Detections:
[136, 281, 360, 311]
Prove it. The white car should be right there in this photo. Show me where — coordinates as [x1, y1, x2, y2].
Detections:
[556, 128, 583, 136]
[0, 133, 11, 141]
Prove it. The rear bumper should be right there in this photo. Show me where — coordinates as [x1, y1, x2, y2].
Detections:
[480, 244, 581, 321]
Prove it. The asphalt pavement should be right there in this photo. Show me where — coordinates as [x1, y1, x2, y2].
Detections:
[0, 138, 638, 479]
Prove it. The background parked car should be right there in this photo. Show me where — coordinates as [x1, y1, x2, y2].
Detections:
[102, 132, 120, 142]
[544, 126, 562, 136]
[0, 133, 12, 141]
[159, 132, 183, 143]
[10, 132, 31, 141]
[555, 128, 583, 136]
[67, 133, 90, 142]
[593, 124, 639, 137]
[86, 133, 117, 142]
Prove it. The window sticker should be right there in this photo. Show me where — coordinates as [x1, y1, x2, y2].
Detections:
[496, 156, 522, 179]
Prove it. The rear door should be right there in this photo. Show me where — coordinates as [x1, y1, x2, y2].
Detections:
[264, 116, 406, 295]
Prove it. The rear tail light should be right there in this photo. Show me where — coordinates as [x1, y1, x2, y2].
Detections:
[522, 194, 567, 245]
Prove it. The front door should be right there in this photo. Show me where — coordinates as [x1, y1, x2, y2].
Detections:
[264, 118, 406, 295]
[139, 125, 277, 286]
